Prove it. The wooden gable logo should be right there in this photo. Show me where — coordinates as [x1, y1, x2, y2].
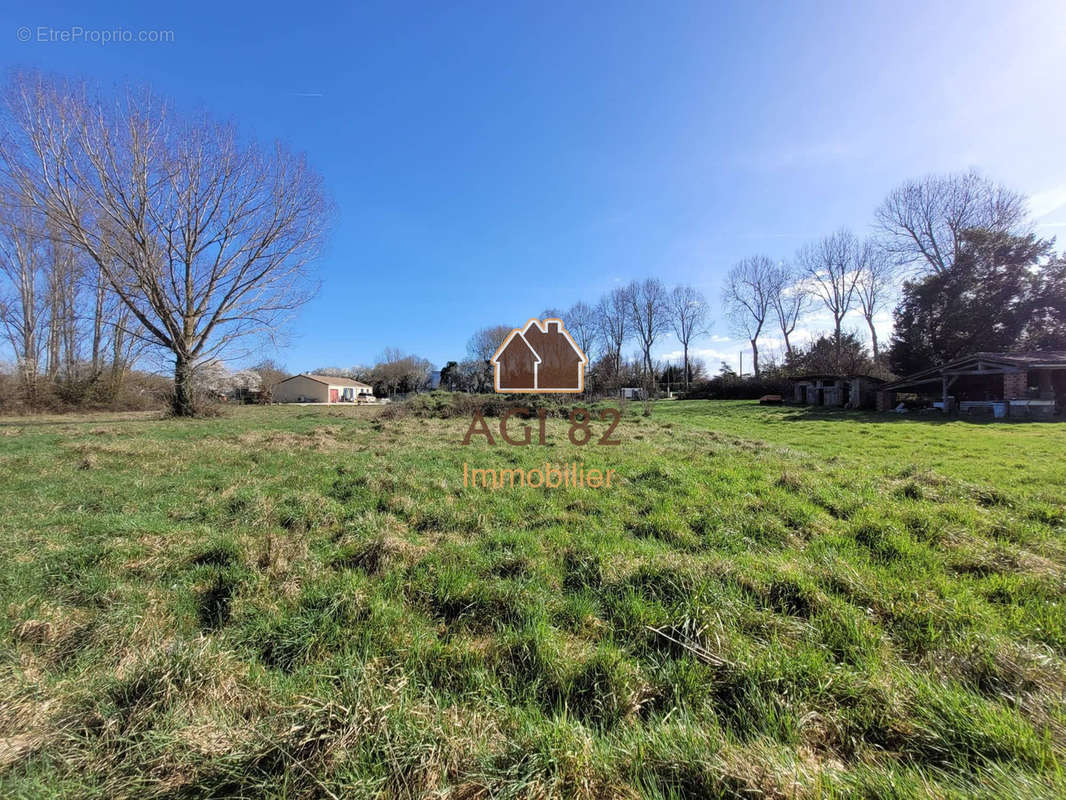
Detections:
[490, 318, 588, 393]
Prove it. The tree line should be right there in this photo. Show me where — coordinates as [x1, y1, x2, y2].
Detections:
[449, 279, 712, 396]
[722, 169, 1065, 379]
[0, 207, 145, 408]
[304, 284, 713, 401]
[385, 169, 1064, 401]
[448, 168, 1064, 397]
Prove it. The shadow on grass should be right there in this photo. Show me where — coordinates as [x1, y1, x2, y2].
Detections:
[198, 573, 237, 631]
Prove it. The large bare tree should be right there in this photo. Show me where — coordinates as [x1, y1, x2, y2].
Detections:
[722, 256, 775, 377]
[667, 284, 709, 389]
[596, 287, 629, 380]
[854, 239, 896, 361]
[796, 229, 862, 356]
[625, 278, 668, 382]
[767, 262, 807, 362]
[1, 72, 329, 415]
[875, 169, 1027, 275]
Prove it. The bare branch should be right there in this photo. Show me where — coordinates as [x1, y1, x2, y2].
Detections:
[875, 169, 1028, 276]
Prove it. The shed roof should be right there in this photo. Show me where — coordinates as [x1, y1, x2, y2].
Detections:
[884, 351, 1066, 391]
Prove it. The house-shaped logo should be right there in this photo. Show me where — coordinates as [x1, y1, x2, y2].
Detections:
[491, 318, 588, 393]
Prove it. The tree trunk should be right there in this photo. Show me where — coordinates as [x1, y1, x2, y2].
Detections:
[19, 319, 36, 404]
[19, 357, 37, 406]
[46, 313, 59, 379]
[172, 354, 195, 416]
[866, 315, 879, 361]
[750, 339, 760, 378]
[90, 271, 105, 374]
[109, 321, 127, 403]
[683, 342, 690, 390]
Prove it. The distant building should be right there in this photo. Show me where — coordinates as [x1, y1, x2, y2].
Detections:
[271, 374, 374, 404]
[879, 351, 1066, 418]
[788, 375, 886, 409]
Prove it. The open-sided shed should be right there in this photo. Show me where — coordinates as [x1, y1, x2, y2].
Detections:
[879, 351, 1066, 418]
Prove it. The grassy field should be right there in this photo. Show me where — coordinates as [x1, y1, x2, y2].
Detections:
[0, 398, 1064, 798]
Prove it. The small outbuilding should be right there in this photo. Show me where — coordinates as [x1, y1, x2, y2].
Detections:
[878, 351, 1066, 418]
[788, 375, 886, 409]
[271, 374, 374, 404]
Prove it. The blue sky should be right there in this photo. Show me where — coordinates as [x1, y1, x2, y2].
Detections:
[4, 0, 1066, 373]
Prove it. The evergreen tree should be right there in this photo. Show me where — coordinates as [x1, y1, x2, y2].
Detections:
[889, 230, 1066, 375]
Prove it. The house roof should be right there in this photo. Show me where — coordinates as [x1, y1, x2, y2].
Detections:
[884, 351, 1066, 391]
[275, 373, 372, 389]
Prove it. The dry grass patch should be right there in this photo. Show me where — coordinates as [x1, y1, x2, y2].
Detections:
[233, 425, 346, 451]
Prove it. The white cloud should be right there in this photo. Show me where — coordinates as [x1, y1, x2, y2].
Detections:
[1029, 184, 1066, 219]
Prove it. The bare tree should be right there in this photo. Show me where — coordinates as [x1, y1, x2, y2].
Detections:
[1, 72, 329, 415]
[562, 301, 597, 361]
[250, 359, 287, 399]
[854, 239, 896, 362]
[667, 284, 709, 389]
[464, 324, 510, 393]
[625, 278, 668, 382]
[1, 186, 144, 407]
[796, 229, 862, 357]
[88, 256, 107, 374]
[42, 231, 81, 382]
[596, 287, 629, 381]
[875, 169, 1027, 275]
[722, 256, 775, 377]
[0, 203, 45, 399]
[466, 324, 512, 362]
[767, 262, 807, 362]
